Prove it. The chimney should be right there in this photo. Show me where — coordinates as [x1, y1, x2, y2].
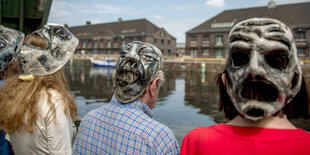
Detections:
[118, 18, 123, 23]
[86, 21, 91, 26]
[64, 24, 68, 28]
[268, 0, 276, 9]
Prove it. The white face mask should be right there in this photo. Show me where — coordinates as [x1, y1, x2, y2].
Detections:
[18, 25, 79, 76]
[225, 18, 302, 121]
[0, 26, 24, 72]
[114, 41, 163, 103]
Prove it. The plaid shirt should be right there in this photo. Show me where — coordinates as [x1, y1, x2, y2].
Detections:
[73, 96, 180, 155]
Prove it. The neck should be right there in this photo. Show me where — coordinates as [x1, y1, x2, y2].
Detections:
[227, 115, 297, 129]
[138, 95, 153, 109]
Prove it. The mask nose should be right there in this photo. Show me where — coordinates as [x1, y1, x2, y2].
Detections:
[247, 51, 266, 79]
[126, 49, 140, 61]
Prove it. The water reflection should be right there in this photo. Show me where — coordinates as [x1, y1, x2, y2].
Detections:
[64, 59, 310, 144]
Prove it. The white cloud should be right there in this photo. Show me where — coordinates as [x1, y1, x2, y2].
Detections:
[205, 0, 226, 7]
[167, 5, 200, 11]
[80, 3, 140, 15]
[155, 18, 205, 42]
[48, 1, 72, 24]
[153, 15, 165, 20]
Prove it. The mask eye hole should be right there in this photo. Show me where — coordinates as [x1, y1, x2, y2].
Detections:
[53, 27, 70, 39]
[0, 39, 7, 49]
[265, 50, 289, 70]
[231, 51, 249, 67]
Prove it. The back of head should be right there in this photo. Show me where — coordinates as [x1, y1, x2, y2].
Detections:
[0, 25, 78, 133]
[0, 26, 24, 75]
[18, 24, 79, 76]
[219, 17, 310, 121]
[113, 41, 163, 103]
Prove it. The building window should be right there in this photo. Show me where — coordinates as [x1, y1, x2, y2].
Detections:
[107, 40, 111, 48]
[167, 40, 171, 45]
[129, 37, 133, 43]
[154, 39, 157, 44]
[297, 48, 305, 56]
[161, 39, 164, 47]
[160, 32, 165, 37]
[94, 40, 98, 48]
[190, 49, 197, 57]
[122, 39, 126, 46]
[87, 40, 92, 48]
[203, 48, 209, 56]
[100, 39, 104, 48]
[216, 35, 223, 45]
[295, 31, 306, 40]
[167, 49, 171, 56]
[191, 36, 197, 42]
[82, 42, 86, 48]
[203, 35, 209, 42]
[216, 48, 222, 58]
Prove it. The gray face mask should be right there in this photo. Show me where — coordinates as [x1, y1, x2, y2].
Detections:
[0, 26, 24, 72]
[225, 18, 302, 121]
[18, 24, 79, 76]
[113, 41, 163, 103]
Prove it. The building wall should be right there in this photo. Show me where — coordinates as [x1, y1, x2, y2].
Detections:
[73, 29, 176, 56]
[186, 28, 310, 59]
[186, 32, 229, 58]
[151, 29, 177, 56]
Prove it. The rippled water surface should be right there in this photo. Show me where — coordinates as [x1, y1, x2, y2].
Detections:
[64, 59, 310, 145]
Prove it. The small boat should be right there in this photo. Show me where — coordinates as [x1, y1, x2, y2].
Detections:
[90, 58, 117, 67]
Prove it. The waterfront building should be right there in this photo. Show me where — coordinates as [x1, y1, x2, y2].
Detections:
[68, 18, 176, 56]
[186, 1, 310, 59]
[176, 43, 185, 57]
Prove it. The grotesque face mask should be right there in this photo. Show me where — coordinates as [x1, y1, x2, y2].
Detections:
[0, 26, 24, 73]
[225, 18, 302, 121]
[113, 41, 163, 103]
[18, 24, 79, 76]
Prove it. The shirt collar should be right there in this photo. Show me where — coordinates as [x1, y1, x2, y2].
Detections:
[111, 95, 153, 118]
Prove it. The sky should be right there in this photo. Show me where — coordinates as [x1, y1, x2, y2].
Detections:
[48, 0, 310, 43]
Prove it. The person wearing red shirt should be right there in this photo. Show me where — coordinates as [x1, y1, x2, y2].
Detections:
[181, 18, 310, 155]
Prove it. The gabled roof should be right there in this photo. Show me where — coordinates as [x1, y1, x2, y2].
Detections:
[69, 18, 161, 37]
[187, 2, 310, 34]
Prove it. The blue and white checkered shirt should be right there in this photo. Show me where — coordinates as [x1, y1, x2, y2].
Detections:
[73, 96, 180, 155]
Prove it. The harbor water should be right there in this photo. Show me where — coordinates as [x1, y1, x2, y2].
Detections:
[64, 59, 310, 145]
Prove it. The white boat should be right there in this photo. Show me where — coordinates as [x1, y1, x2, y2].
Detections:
[90, 58, 117, 67]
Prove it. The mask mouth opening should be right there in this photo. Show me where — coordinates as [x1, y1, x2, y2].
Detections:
[241, 81, 279, 102]
[117, 59, 139, 86]
[244, 107, 266, 118]
[25, 33, 48, 49]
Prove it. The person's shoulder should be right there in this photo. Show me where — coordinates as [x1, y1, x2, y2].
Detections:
[134, 117, 176, 143]
[182, 123, 226, 145]
[81, 105, 107, 122]
[186, 124, 221, 136]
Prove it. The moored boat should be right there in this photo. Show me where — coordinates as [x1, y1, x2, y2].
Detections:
[90, 58, 117, 67]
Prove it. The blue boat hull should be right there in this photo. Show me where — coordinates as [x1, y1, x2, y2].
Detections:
[93, 64, 116, 67]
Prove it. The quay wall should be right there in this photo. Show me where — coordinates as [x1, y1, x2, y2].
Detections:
[72, 54, 310, 76]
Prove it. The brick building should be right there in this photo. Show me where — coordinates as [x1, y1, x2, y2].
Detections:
[186, 1, 310, 59]
[68, 18, 176, 56]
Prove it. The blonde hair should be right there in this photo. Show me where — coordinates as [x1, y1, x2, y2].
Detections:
[0, 33, 77, 134]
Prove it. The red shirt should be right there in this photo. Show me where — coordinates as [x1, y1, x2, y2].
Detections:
[181, 123, 310, 155]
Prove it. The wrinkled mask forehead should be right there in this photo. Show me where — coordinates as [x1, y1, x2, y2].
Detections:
[33, 24, 75, 48]
[0, 26, 24, 72]
[114, 41, 163, 103]
[120, 41, 162, 70]
[18, 24, 79, 76]
[225, 18, 302, 121]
